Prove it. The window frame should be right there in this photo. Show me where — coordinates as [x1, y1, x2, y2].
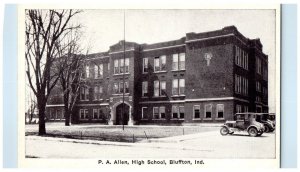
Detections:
[160, 81, 166, 96]
[153, 107, 160, 119]
[80, 87, 89, 101]
[159, 106, 166, 119]
[154, 55, 167, 72]
[154, 80, 160, 97]
[93, 109, 99, 119]
[216, 104, 224, 119]
[143, 57, 148, 73]
[142, 81, 148, 97]
[204, 104, 212, 119]
[172, 79, 179, 95]
[193, 105, 201, 119]
[80, 109, 89, 120]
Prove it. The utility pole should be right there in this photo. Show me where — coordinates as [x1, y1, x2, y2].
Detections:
[122, 10, 126, 131]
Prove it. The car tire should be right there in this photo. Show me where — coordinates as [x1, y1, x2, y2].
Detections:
[257, 132, 263, 136]
[264, 125, 270, 133]
[248, 127, 258, 137]
[220, 127, 229, 136]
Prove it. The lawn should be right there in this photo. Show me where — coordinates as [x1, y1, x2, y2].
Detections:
[25, 123, 219, 142]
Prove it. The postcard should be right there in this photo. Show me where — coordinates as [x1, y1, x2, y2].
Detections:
[17, 3, 281, 168]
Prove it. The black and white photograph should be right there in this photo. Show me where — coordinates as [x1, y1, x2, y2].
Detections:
[19, 5, 280, 168]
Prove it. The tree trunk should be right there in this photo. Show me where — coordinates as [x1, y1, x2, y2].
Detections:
[65, 108, 71, 126]
[37, 99, 47, 135]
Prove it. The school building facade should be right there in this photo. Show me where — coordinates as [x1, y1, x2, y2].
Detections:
[46, 26, 269, 125]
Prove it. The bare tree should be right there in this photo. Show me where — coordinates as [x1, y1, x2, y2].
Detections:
[26, 96, 37, 124]
[55, 30, 88, 126]
[25, 9, 81, 135]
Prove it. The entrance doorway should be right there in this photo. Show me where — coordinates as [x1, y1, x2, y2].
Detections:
[115, 103, 129, 125]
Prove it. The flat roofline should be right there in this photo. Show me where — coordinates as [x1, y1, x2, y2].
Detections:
[84, 26, 264, 57]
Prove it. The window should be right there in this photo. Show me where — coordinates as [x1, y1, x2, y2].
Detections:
[154, 80, 159, 97]
[94, 64, 103, 79]
[256, 57, 262, 74]
[124, 82, 129, 93]
[153, 80, 166, 97]
[235, 74, 248, 96]
[172, 53, 185, 70]
[194, 105, 200, 119]
[179, 79, 185, 95]
[172, 106, 184, 119]
[217, 104, 224, 118]
[244, 106, 249, 113]
[143, 58, 148, 73]
[80, 109, 84, 119]
[160, 107, 166, 119]
[172, 79, 185, 95]
[154, 57, 160, 72]
[160, 81, 166, 96]
[114, 58, 129, 74]
[179, 53, 185, 70]
[94, 65, 98, 78]
[172, 54, 178, 70]
[113, 83, 119, 94]
[114, 59, 119, 74]
[120, 59, 124, 73]
[80, 87, 89, 100]
[142, 107, 147, 119]
[113, 82, 129, 94]
[179, 106, 185, 119]
[154, 55, 166, 72]
[172, 106, 178, 118]
[172, 79, 178, 95]
[125, 58, 129, 73]
[94, 86, 103, 100]
[236, 105, 242, 113]
[119, 82, 124, 93]
[205, 104, 212, 118]
[153, 107, 159, 119]
[80, 109, 88, 119]
[94, 86, 98, 100]
[256, 96, 262, 102]
[142, 81, 148, 97]
[256, 81, 261, 92]
[85, 65, 90, 78]
[235, 46, 248, 70]
[160, 55, 166, 71]
[93, 109, 99, 119]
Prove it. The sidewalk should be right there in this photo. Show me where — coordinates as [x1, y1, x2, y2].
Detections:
[142, 131, 218, 143]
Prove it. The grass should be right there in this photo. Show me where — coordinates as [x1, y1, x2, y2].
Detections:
[25, 124, 218, 142]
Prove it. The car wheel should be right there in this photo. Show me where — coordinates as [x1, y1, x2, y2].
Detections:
[248, 127, 258, 137]
[220, 127, 229, 136]
[264, 125, 270, 133]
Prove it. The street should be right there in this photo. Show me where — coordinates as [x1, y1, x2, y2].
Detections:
[25, 130, 276, 159]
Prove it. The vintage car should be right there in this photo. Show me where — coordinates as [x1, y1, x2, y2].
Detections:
[220, 113, 265, 137]
[267, 113, 276, 126]
[255, 113, 276, 133]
